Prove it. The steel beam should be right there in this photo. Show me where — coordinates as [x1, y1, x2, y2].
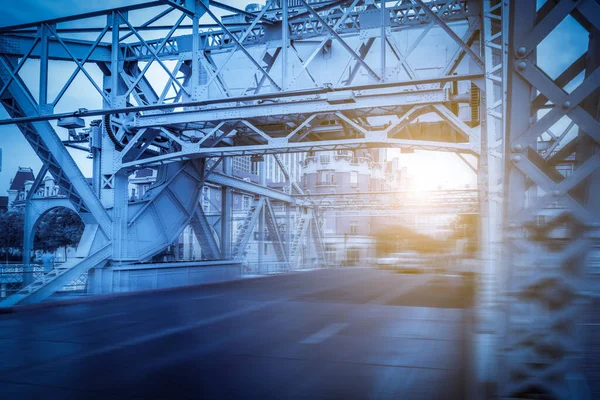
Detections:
[0, 73, 482, 126]
[190, 207, 222, 260]
[132, 88, 448, 128]
[0, 34, 112, 62]
[0, 57, 112, 237]
[220, 157, 233, 258]
[500, 1, 600, 398]
[207, 172, 296, 204]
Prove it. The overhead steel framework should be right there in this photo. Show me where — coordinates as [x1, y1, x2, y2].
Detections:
[0, 0, 598, 398]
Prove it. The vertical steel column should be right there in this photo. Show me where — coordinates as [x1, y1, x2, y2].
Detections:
[380, 0, 386, 81]
[286, 202, 291, 267]
[90, 122, 102, 195]
[191, 1, 201, 100]
[38, 24, 49, 113]
[109, 12, 128, 261]
[258, 161, 266, 269]
[221, 157, 233, 258]
[575, 26, 600, 217]
[501, 1, 598, 397]
[110, 12, 120, 108]
[501, 2, 536, 396]
[111, 172, 129, 261]
[477, 0, 509, 397]
[282, 0, 289, 90]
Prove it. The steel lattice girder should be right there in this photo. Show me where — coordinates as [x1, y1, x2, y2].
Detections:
[501, 1, 600, 399]
[0, 1, 470, 59]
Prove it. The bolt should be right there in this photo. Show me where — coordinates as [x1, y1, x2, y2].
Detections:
[511, 154, 521, 162]
[517, 61, 527, 71]
[516, 47, 527, 57]
[509, 222, 517, 229]
[512, 143, 523, 152]
[553, 189, 561, 197]
[562, 100, 572, 110]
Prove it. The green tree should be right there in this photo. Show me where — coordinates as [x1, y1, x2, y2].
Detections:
[34, 208, 84, 258]
[0, 208, 24, 261]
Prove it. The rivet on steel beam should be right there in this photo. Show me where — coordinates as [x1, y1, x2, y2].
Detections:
[552, 189, 561, 197]
[517, 61, 527, 71]
[511, 154, 521, 162]
[516, 47, 527, 57]
[562, 101, 571, 109]
[509, 222, 517, 229]
[512, 143, 523, 152]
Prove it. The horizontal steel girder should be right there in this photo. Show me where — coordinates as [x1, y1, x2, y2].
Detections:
[126, 0, 469, 56]
[131, 87, 449, 129]
[206, 172, 296, 204]
[120, 137, 473, 170]
[1, 1, 469, 61]
[0, 73, 482, 126]
[0, 34, 112, 62]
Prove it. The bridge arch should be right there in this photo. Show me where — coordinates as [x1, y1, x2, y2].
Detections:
[22, 198, 83, 281]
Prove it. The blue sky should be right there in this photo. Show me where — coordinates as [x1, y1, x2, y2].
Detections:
[0, 1, 588, 193]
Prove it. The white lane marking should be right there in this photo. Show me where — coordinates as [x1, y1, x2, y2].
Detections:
[301, 322, 349, 344]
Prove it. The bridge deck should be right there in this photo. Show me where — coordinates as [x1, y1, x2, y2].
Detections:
[0, 268, 473, 399]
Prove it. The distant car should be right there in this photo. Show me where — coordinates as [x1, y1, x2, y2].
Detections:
[376, 251, 428, 273]
[394, 251, 426, 273]
[375, 255, 400, 270]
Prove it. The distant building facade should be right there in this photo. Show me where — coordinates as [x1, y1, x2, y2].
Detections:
[301, 149, 388, 265]
[6, 166, 65, 209]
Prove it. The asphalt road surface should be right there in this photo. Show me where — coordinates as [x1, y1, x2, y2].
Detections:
[0, 268, 474, 399]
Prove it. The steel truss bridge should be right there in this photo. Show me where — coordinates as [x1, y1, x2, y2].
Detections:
[0, 0, 599, 398]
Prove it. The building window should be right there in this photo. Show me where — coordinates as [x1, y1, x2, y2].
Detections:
[350, 221, 358, 235]
[320, 154, 330, 164]
[317, 170, 336, 186]
[536, 215, 546, 226]
[242, 195, 250, 210]
[202, 186, 210, 212]
[350, 171, 358, 187]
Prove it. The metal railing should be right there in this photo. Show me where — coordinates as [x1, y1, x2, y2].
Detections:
[0, 264, 88, 299]
[242, 261, 291, 276]
[241, 259, 325, 277]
